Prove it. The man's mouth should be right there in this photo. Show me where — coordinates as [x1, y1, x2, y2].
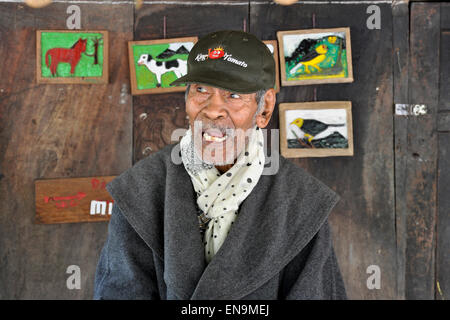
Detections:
[203, 128, 228, 143]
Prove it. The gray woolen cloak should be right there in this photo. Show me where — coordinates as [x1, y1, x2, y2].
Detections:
[93, 143, 347, 300]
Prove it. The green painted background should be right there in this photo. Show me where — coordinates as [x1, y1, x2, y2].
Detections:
[132, 43, 189, 90]
[41, 32, 104, 78]
[285, 36, 348, 81]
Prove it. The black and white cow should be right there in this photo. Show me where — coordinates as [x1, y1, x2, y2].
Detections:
[137, 54, 187, 87]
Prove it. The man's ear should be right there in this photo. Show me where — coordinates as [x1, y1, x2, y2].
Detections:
[255, 88, 276, 129]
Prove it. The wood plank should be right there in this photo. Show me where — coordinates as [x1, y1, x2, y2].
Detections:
[0, 2, 133, 299]
[35, 176, 116, 224]
[392, 0, 409, 300]
[133, 2, 249, 163]
[439, 31, 450, 111]
[251, 2, 396, 299]
[437, 112, 450, 132]
[437, 132, 450, 300]
[405, 2, 440, 299]
[440, 2, 450, 30]
[436, 2, 450, 301]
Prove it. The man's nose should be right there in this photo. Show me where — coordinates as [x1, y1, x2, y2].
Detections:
[202, 91, 227, 120]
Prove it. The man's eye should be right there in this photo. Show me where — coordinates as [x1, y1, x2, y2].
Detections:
[196, 87, 207, 93]
[230, 93, 241, 99]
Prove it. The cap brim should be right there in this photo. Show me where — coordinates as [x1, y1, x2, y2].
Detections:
[170, 70, 264, 94]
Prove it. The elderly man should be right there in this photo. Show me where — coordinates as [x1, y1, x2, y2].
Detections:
[94, 30, 346, 300]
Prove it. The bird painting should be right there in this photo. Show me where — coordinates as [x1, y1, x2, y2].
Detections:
[280, 29, 352, 83]
[289, 44, 328, 74]
[289, 117, 347, 143]
[281, 101, 353, 156]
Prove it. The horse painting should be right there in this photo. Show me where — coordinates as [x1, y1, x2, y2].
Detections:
[45, 38, 87, 76]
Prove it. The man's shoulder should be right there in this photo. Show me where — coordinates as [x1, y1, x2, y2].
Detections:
[119, 143, 179, 178]
[104, 144, 181, 258]
[106, 143, 179, 200]
[273, 155, 339, 200]
[132, 143, 178, 173]
[259, 155, 341, 234]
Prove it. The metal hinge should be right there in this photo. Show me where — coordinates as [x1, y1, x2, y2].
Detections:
[395, 104, 428, 116]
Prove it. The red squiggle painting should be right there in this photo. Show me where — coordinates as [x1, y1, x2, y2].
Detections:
[44, 191, 86, 209]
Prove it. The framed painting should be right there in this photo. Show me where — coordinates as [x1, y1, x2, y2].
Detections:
[277, 28, 353, 86]
[279, 101, 354, 158]
[263, 40, 281, 93]
[36, 30, 109, 84]
[128, 37, 198, 95]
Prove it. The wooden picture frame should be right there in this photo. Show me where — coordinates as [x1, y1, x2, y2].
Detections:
[279, 101, 354, 158]
[277, 27, 353, 86]
[263, 40, 281, 93]
[36, 30, 109, 84]
[128, 37, 198, 95]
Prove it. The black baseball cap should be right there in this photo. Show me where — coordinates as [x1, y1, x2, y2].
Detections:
[170, 30, 275, 94]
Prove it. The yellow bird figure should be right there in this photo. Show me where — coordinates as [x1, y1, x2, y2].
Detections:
[289, 117, 346, 143]
[290, 44, 328, 74]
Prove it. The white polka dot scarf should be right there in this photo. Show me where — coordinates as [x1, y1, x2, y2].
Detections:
[180, 126, 265, 264]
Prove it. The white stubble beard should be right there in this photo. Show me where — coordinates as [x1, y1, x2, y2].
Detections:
[192, 120, 251, 167]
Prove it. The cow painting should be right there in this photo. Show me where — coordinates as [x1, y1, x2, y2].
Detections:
[129, 38, 196, 94]
[137, 53, 187, 87]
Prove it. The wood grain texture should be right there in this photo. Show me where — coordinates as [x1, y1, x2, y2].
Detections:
[403, 2, 439, 299]
[436, 3, 449, 300]
[0, 2, 133, 299]
[440, 2, 450, 30]
[437, 132, 450, 300]
[251, 2, 396, 299]
[439, 30, 450, 111]
[392, 0, 409, 300]
[437, 112, 450, 132]
[133, 2, 249, 163]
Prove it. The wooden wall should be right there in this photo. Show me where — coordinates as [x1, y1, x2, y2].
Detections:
[0, 1, 133, 299]
[0, 0, 447, 300]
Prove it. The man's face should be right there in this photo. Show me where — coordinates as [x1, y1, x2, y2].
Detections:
[186, 83, 259, 166]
